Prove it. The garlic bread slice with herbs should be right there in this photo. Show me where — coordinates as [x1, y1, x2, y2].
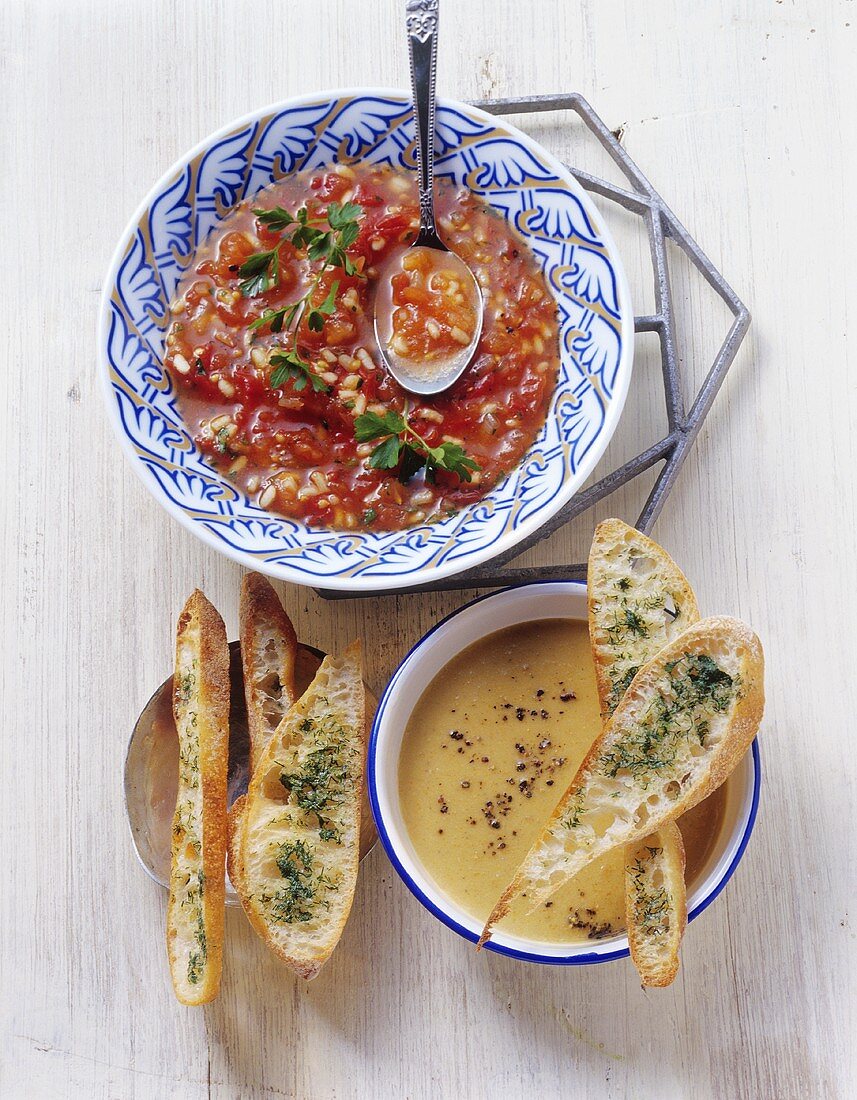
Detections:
[624, 821, 687, 987]
[588, 518, 699, 986]
[588, 518, 699, 721]
[167, 590, 229, 1005]
[479, 616, 764, 947]
[236, 642, 365, 979]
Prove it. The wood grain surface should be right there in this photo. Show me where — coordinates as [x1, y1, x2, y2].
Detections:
[1, 1, 854, 1097]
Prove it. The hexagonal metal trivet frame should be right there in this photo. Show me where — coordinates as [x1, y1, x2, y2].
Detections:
[318, 93, 750, 598]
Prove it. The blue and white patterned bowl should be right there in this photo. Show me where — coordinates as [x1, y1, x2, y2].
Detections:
[98, 89, 633, 591]
[368, 582, 761, 964]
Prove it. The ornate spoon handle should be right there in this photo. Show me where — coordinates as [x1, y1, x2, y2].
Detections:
[406, 0, 441, 247]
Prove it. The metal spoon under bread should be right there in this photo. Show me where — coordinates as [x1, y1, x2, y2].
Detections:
[373, 0, 483, 395]
[124, 641, 378, 905]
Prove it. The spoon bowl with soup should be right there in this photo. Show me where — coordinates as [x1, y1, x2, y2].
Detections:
[374, 0, 483, 394]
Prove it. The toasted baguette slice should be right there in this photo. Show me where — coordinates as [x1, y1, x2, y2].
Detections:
[227, 574, 299, 889]
[588, 519, 700, 721]
[588, 519, 699, 986]
[236, 642, 365, 979]
[624, 821, 687, 987]
[167, 591, 229, 1005]
[479, 616, 764, 946]
[227, 649, 379, 888]
[624, 826, 686, 986]
[240, 572, 298, 776]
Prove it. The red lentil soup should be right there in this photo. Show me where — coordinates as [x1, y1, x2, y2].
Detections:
[164, 162, 560, 532]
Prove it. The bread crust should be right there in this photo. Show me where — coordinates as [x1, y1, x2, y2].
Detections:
[226, 792, 247, 893]
[166, 590, 229, 1005]
[479, 615, 764, 947]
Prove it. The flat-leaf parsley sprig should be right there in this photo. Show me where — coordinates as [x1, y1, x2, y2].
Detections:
[238, 200, 364, 393]
[353, 408, 480, 484]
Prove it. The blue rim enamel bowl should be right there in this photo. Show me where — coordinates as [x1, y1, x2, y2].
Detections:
[98, 89, 634, 592]
[368, 582, 761, 964]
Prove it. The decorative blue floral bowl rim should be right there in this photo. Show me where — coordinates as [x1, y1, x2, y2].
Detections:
[98, 88, 634, 591]
[367, 580, 762, 964]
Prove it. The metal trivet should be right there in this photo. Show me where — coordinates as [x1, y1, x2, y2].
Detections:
[318, 92, 750, 599]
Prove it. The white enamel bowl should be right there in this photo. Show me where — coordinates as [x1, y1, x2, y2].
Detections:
[367, 582, 761, 964]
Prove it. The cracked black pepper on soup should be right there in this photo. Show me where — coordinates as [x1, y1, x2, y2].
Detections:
[398, 618, 727, 944]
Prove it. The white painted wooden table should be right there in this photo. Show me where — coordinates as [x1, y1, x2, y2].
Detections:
[1, 2, 854, 1097]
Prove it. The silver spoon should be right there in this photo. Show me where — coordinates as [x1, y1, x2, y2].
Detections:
[124, 641, 377, 904]
[373, 0, 483, 396]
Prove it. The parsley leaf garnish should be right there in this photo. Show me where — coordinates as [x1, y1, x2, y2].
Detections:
[307, 280, 339, 332]
[238, 248, 280, 297]
[269, 348, 330, 393]
[327, 200, 363, 231]
[354, 409, 407, 442]
[238, 198, 364, 393]
[354, 408, 480, 484]
[368, 434, 404, 470]
[253, 205, 295, 232]
[249, 301, 301, 335]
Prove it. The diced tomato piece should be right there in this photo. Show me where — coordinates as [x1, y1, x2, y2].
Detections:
[311, 172, 352, 201]
[215, 232, 255, 275]
[352, 182, 386, 208]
